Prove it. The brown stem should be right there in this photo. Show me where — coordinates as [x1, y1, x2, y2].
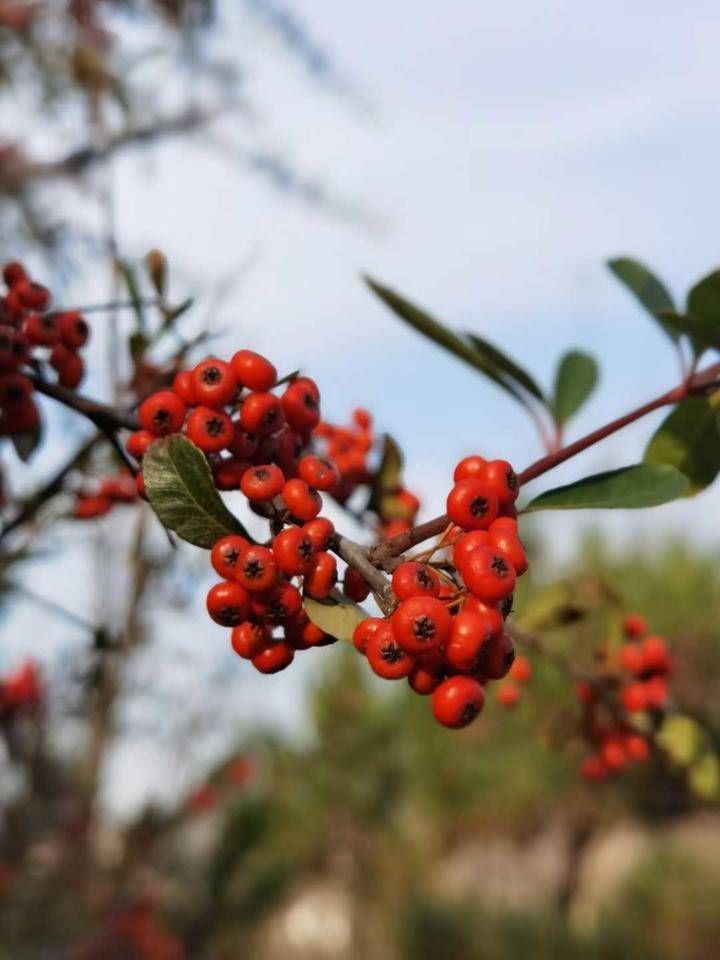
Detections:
[26, 371, 140, 432]
[370, 364, 720, 567]
[332, 534, 396, 614]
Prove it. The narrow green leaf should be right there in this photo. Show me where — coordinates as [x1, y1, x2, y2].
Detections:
[160, 296, 194, 334]
[644, 396, 720, 494]
[551, 351, 599, 426]
[687, 269, 720, 334]
[364, 277, 526, 403]
[143, 435, 250, 548]
[303, 594, 367, 643]
[116, 259, 147, 333]
[464, 331, 545, 401]
[525, 463, 690, 512]
[607, 256, 677, 341]
[367, 433, 403, 515]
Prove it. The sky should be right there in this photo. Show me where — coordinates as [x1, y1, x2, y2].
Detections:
[4, 1, 720, 814]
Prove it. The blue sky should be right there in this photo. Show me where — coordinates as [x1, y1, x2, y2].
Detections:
[5, 1, 720, 813]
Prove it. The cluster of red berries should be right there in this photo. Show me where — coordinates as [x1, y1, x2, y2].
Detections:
[352, 455, 528, 730]
[314, 409, 421, 538]
[576, 614, 672, 783]
[72, 472, 138, 520]
[0, 658, 42, 718]
[0, 261, 91, 438]
[73, 897, 183, 960]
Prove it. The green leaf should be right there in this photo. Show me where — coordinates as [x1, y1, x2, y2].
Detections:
[657, 714, 703, 766]
[303, 594, 368, 643]
[143, 435, 250, 548]
[160, 296, 194, 334]
[364, 277, 526, 403]
[685, 270, 720, 354]
[116, 259, 147, 333]
[10, 425, 42, 463]
[464, 332, 545, 401]
[689, 753, 720, 799]
[525, 464, 690, 512]
[644, 397, 720, 494]
[551, 350, 599, 426]
[367, 433, 403, 515]
[656, 309, 720, 354]
[607, 256, 677, 341]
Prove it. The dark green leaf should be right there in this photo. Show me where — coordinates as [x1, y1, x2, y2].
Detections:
[464, 332, 545, 401]
[143, 435, 250, 547]
[687, 269, 720, 338]
[525, 463, 689, 512]
[364, 277, 526, 403]
[644, 396, 720, 494]
[551, 351, 599, 426]
[367, 433, 403, 515]
[129, 331, 149, 362]
[160, 296, 194, 334]
[657, 309, 720, 353]
[607, 256, 677, 341]
[10, 426, 42, 463]
[116, 259, 147, 333]
[304, 594, 367, 643]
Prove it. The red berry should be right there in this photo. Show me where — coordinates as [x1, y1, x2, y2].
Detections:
[17, 281, 50, 311]
[461, 546, 516, 604]
[50, 344, 84, 388]
[125, 430, 155, 461]
[303, 551, 337, 599]
[575, 681, 597, 704]
[431, 675, 485, 729]
[391, 596, 452, 655]
[623, 613, 647, 638]
[186, 406, 233, 452]
[620, 681, 647, 713]
[272, 526, 315, 576]
[231, 349, 277, 391]
[365, 624, 414, 680]
[211, 534, 250, 580]
[252, 583, 303, 622]
[298, 455, 339, 491]
[408, 664, 441, 695]
[213, 458, 249, 490]
[391, 561, 440, 601]
[191, 357, 237, 408]
[0, 373, 32, 408]
[508, 654, 532, 684]
[303, 517, 335, 551]
[2, 261, 26, 287]
[452, 530, 490, 571]
[286, 614, 334, 649]
[461, 596, 505, 636]
[453, 455, 487, 482]
[623, 733, 650, 762]
[240, 391, 284, 435]
[281, 378, 320, 432]
[282, 478, 322, 521]
[172, 369, 197, 405]
[446, 478, 499, 531]
[252, 640, 295, 674]
[644, 676, 668, 710]
[444, 610, 496, 673]
[228, 423, 258, 460]
[206, 581, 251, 627]
[235, 545, 278, 592]
[343, 567, 370, 602]
[476, 459, 518, 510]
[496, 683, 521, 708]
[56, 311, 89, 349]
[352, 616, 383, 654]
[600, 737, 627, 771]
[241, 464, 285, 501]
[580, 755, 609, 783]
[231, 621, 269, 659]
[139, 390, 187, 437]
[641, 635, 670, 674]
[478, 631, 515, 680]
[24, 312, 59, 346]
[619, 643, 644, 675]
[488, 518, 528, 576]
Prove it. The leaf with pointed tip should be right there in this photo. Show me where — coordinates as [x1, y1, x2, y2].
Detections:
[657, 309, 720, 353]
[551, 351, 599, 426]
[364, 277, 526, 403]
[686, 269, 720, 349]
[607, 256, 677, 341]
[644, 396, 720, 495]
[116, 259, 147, 333]
[525, 463, 689, 512]
[367, 433, 403, 515]
[143, 435, 250, 548]
[10, 425, 42, 464]
[464, 332, 545, 401]
[303, 593, 367, 643]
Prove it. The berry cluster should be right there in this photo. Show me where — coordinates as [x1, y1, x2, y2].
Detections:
[577, 614, 672, 782]
[352, 455, 529, 730]
[0, 261, 91, 438]
[72, 472, 138, 520]
[0, 658, 42, 718]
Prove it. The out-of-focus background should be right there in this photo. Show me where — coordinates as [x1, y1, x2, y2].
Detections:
[1, 2, 719, 957]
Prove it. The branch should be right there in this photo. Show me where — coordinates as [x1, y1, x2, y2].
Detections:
[332, 533, 395, 614]
[27, 371, 140, 432]
[369, 363, 720, 567]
